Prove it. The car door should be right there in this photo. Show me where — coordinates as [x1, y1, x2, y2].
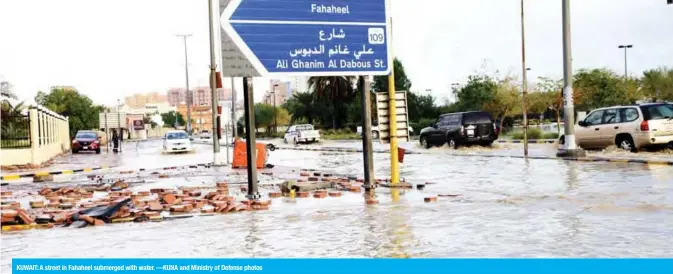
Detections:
[576, 109, 605, 148]
[284, 126, 295, 142]
[425, 117, 443, 144]
[444, 114, 461, 139]
[598, 108, 622, 147]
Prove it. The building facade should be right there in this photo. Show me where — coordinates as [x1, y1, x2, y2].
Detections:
[167, 87, 231, 107]
[263, 80, 291, 106]
[124, 92, 168, 108]
[292, 76, 309, 93]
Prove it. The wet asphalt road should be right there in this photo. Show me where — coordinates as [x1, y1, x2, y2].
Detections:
[1, 139, 672, 268]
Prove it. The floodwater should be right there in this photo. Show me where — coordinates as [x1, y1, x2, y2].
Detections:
[2, 139, 673, 270]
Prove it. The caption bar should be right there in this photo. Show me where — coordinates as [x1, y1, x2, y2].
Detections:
[12, 258, 673, 274]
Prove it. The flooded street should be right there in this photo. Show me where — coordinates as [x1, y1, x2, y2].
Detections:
[2, 139, 672, 269]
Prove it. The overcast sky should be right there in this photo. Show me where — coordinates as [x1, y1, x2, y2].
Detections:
[0, 0, 671, 106]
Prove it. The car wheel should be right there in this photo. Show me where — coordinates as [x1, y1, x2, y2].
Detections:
[447, 137, 458, 149]
[95, 149, 101, 154]
[372, 131, 379, 139]
[481, 141, 494, 147]
[283, 138, 288, 144]
[72, 150, 78, 154]
[420, 136, 430, 149]
[293, 138, 298, 145]
[558, 135, 565, 145]
[616, 135, 637, 153]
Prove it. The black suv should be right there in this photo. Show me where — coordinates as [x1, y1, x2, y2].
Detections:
[419, 111, 499, 149]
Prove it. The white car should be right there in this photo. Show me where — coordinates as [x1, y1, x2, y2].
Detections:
[284, 124, 321, 144]
[162, 130, 194, 153]
[199, 130, 211, 139]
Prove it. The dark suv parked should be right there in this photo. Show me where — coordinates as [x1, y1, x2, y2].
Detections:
[419, 111, 499, 149]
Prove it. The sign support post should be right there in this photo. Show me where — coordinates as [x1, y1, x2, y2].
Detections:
[360, 76, 376, 200]
[242, 77, 260, 200]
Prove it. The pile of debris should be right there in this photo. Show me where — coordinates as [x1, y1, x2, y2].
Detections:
[0, 180, 271, 231]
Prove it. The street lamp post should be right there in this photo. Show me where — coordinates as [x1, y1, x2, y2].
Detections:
[618, 44, 633, 78]
[208, 0, 222, 165]
[520, 0, 530, 157]
[557, 0, 586, 158]
[272, 84, 279, 134]
[176, 34, 193, 134]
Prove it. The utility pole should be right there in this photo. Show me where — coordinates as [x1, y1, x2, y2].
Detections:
[272, 84, 279, 134]
[520, 0, 529, 157]
[557, 0, 586, 158]
[208, 0, 222, 165]
[618, 44, 633, 78]
[176, 34, 193, 134]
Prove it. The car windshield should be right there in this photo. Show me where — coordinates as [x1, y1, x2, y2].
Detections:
[295, 125, 314, 131]
[201, 130, 209, 133]
[75, 132, 97, 139]
[642, 104, 673, 120]
[166, 132, 189, 140]
[463, 112, 493, 124]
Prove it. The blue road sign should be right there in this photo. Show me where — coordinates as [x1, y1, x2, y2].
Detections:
[220, 0, 391, 77]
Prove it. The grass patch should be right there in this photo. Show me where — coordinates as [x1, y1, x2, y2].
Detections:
[507, 128, 559, 140]
[320, 128, 361, 140]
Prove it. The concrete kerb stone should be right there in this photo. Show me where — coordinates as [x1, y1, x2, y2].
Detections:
[497, 139, 557, 144]
[273, 145, 672, 167]
[1, 163, 216, 183]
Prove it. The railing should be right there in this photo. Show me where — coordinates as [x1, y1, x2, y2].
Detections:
[1, 114, 31, 148]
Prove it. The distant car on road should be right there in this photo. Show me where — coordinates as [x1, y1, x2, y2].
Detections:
[162, 130, 194, 153]
[199, 130, 211, 139]
[72, 130, 101, 154]
[419, 111, 499, 149]
[284, 124, 321, 144]
[559, 103, 673, 152]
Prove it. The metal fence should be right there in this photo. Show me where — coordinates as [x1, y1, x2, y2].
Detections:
[1, 114, 31, 148]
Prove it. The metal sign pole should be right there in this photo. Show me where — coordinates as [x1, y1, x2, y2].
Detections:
[243, 77, 259, 200]
[360, 76, 375, 201]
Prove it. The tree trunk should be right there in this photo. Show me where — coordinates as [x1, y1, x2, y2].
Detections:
[555, 108, 561, 135]
[499, 107, 509, 132]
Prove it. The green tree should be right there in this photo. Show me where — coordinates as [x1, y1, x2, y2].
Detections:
[160, 111, 185, 127]
[372, 58, 412, 93]
[455, 75, 498, 111]
[484, 77, 521, 130]
[35, 87, 103, 137]
[532, 77, 564, 133]
[307, 76, 356, 129]
[573, 68, 629, 110]
[283, 92, 318, 124]
[641, 67, 673, 102]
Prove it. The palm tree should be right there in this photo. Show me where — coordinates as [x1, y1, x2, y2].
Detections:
[284, 92, 318, 125]
[307, 76, 356, 129]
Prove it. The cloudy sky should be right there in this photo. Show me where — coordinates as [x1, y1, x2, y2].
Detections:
[0, 0, 671, 106]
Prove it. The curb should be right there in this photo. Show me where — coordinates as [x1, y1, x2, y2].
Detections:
[1, 166, 111, 181]
[274, 146, 423, 155]
[0, 163, 220, 182]
[273, 146, 673, 167]
[445, 153, 673, 166]
[497, 139, 557, 144]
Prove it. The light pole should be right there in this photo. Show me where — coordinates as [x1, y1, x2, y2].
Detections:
[176, 33, 193, 134]
[618, 44, 633, 78]
[520, 0, 530, 157]
[272, 84, 279, 134]
[557, 0, 586, 158]
[208, 0, 222, 165]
